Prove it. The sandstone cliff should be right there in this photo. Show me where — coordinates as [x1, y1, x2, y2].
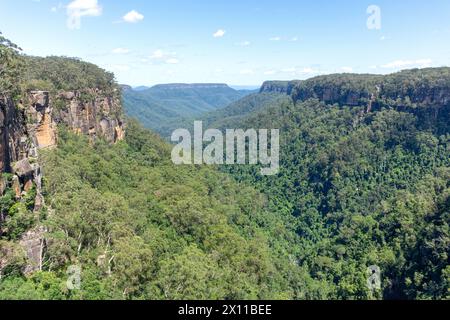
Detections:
[0, 87, 125, 274]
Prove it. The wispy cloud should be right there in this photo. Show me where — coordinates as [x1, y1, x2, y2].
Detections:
[381, 59, 432, 69]
[112, 47, 130, 54]
[269, 36, 300, 42]
[166, 58, 179, 64]
[148, 49, 179, 65]
[66, 0, 102, 30]
[123, 10, 144, 23]
[341, 66, 353, 73]
[108, 64, 131, 72]
[235, 41, 251, 47]
[213, 29, 226, 38]
[150, 49, 165, 59]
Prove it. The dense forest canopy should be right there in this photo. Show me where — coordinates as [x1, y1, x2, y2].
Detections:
[212, 77, 450, 299]
[23, 56, 118, 93]
[1, 122, 330, 300]
[0, 32, 24, 98]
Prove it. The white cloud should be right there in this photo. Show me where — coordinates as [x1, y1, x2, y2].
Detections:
[240, 69, 254, 75]
[270, 36, 299, 42]
[150, 49, 165, 59]
[112, 47, 130, 54]
[415, 59, 433, 67]
[381, 59, 432, 69]
[264, 70, 276, 75]
[166, 58, 179, 64]
[66, 0, 102, 30]
[281, 67, 296, 73]
[213, 29, 226, 38]
[235, 41, 251, 47]
[123, 10, 144, 23]
[341, 66, 353, 73]
[149, 50, 179, 65]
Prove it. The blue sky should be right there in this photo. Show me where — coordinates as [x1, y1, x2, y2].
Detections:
[1, 0, 450, 86]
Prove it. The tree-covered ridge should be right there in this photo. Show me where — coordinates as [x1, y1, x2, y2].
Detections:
[381, 67, 450, 103]
[2, 30, 120, 101]
[291, 73, 382, 106]
[23, 56, 118, 93]
[0, 32, 24, 99]
[289, 68, 450, 114]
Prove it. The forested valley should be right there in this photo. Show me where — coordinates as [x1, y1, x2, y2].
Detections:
[0, 32, 448, 300]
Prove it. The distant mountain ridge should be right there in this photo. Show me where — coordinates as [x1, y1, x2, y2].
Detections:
[151, 83, 230, 89]
[260, 68, 450, 110]
[122, 83, 252, 135]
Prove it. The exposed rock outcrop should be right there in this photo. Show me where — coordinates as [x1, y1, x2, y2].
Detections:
[18, 227, 46, 275]
[52, 88, 124, 143]
[0, 87, 125, 276]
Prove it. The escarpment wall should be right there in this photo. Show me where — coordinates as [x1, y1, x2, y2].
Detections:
[1, 88, 125, 198]
[260, 80, 302, 95]
[260, 70, 450, 133]
[1, 88, 125, 172]
[0, 88, 125, 274]
[0, 97, 29, 173]
[52, 89, 125, 143]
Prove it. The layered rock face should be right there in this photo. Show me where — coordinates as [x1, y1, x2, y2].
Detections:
[0, 88, 125, 274]
[1, 88, 125, 175]
[26, 91, 57, 149]
[52, 89, 125, 144]
[0, 97, 30, 174]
